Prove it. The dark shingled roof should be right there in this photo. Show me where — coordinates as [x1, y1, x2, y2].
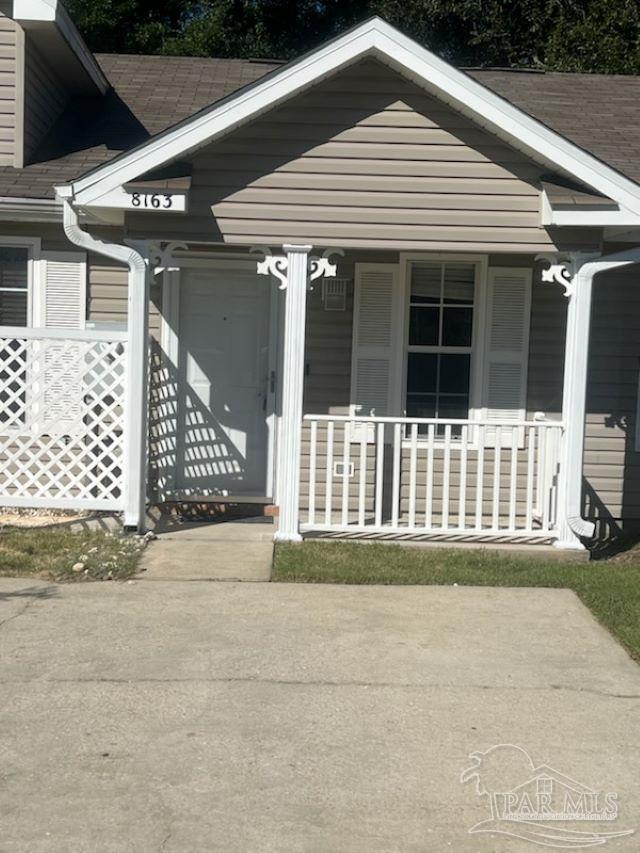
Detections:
[2, 53, 639, 200]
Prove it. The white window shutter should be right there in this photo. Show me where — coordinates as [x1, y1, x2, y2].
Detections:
[350, 263, 401, 441]
[35, 252, 87, 436]
[39, 251, 86, 329]
[483, 267, 532, 446]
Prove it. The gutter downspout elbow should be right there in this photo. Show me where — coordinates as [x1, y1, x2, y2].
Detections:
[565, 247, 640, 543]
[59, 195, 146, 276]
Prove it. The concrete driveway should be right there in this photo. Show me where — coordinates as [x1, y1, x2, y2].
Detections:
[0, 579, 639, 852]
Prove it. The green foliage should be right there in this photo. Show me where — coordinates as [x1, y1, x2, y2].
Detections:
[65, 0, 640, 73]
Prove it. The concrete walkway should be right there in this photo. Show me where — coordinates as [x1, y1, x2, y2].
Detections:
[0, 579, 638, 851]
[138, 517, 274, 581]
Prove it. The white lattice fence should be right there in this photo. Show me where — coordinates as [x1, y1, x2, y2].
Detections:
[0, 327, 128, 509]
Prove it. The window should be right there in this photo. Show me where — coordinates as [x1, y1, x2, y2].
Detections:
[0, 247, 29, 326]
[406, 260, 476, 433]
[0, 241, 37, 428]
[537, 777, 553, 796]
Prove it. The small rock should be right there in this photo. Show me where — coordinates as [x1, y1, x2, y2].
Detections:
[71, 562, 85, 573]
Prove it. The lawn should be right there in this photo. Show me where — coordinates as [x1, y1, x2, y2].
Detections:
[273, 540, 640, 662]
[0, 527, 145, 582]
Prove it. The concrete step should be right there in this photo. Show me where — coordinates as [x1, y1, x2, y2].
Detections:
[139, 516, 275, 581]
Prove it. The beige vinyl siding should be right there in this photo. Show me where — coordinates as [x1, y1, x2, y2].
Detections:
[583, 266, 640, 534]
[0, 2, 17, 165]
[127, 58, 599, 253]
[22, 38, 68, 163]
[88, 256, 161, 337]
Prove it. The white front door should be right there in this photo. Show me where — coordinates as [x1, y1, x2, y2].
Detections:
[175, 267, 271, 496]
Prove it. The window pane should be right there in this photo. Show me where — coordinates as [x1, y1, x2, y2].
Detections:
[442, 307, 473, 346]
[407, 352, 437, 393]
[0, 248, 28, 291]
[443, 263, 474, 304]
[438, 394, 470, 421]
[410, 263, 440, 303]
[409, 306, 439, 345]
[439, 353, 470, 394]
[406, 394, 436, 419]
[0, 290, 27, 325]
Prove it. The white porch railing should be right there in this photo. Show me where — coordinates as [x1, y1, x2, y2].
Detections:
[0, 327, 127, 510]
[301, 415, 563, 539]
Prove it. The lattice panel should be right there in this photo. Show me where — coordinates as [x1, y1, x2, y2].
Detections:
[0, 334, 127, 508]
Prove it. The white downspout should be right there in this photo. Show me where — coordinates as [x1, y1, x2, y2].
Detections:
[557, 246, 640, 547]
[57, 191, 150, 531]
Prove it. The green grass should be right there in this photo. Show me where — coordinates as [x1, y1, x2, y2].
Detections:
[0, 527, 145, 582]
[273, 540, 640, 661]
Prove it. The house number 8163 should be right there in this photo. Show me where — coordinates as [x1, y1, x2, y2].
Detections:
[130, 192, 173, 209]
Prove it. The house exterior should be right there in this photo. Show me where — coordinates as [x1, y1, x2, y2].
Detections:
[0, 1, 639, 551]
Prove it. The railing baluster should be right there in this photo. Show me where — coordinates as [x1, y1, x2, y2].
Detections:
[442, 423, 451, 530]
[476, 424, 485, 530]
[308, 419, 317, 526]
[358, 423, 367, 527]
[541, 427, 551, 532]
[375, 421, 384, 528]
[525, 425, 535, 532]
[324, 420, 334, 526]
[408, 422, 418, 528]
[492, 426, 502, 530]
[459, 424, 468, 530]
[391, 422, 401, 527]
[509, 425, 518, 531]
[341, 420, 351, 526]
[536, 423, 546, 519]
[425, 423, 435, 529]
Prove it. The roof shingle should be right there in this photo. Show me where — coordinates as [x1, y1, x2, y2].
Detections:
[1, 53, 639, 200]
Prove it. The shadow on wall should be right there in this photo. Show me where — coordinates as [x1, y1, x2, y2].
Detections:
[30, 91, 150, 165]
[148, 339, 258, 499]
[582, 266, 640, 554]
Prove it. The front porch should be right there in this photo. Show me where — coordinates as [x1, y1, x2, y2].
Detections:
[0, 242, 588, 549]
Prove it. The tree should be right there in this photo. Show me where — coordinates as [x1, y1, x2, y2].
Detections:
[65, 0, 640, 74]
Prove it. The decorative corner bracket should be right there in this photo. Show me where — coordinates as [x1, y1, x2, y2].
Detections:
[128, 240, 188, 275]
[253, 246, 343, 290]
[535, 254, 574, 298]
[252, 246, 289, 289]
[309, 248, 344, 283]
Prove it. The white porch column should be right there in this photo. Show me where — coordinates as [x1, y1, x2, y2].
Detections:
[554, 255, 595, 549]
[550, 248, 640, 549]
[256, 243, 340, 541]
[274, 244, 311, 541]
[123, 258, 151, 530]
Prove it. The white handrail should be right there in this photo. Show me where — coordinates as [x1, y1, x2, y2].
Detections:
[303, 414, 564, 428]
[0, 326, 128, 343]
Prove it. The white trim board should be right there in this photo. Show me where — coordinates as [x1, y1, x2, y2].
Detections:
[57, 17, 640, 216]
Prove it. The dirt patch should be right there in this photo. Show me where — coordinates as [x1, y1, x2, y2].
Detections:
[0, 508, 89, 528]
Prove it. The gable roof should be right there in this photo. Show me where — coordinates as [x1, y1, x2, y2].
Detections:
[57, 17, 640, 218]
[2, 25, 640, 204]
